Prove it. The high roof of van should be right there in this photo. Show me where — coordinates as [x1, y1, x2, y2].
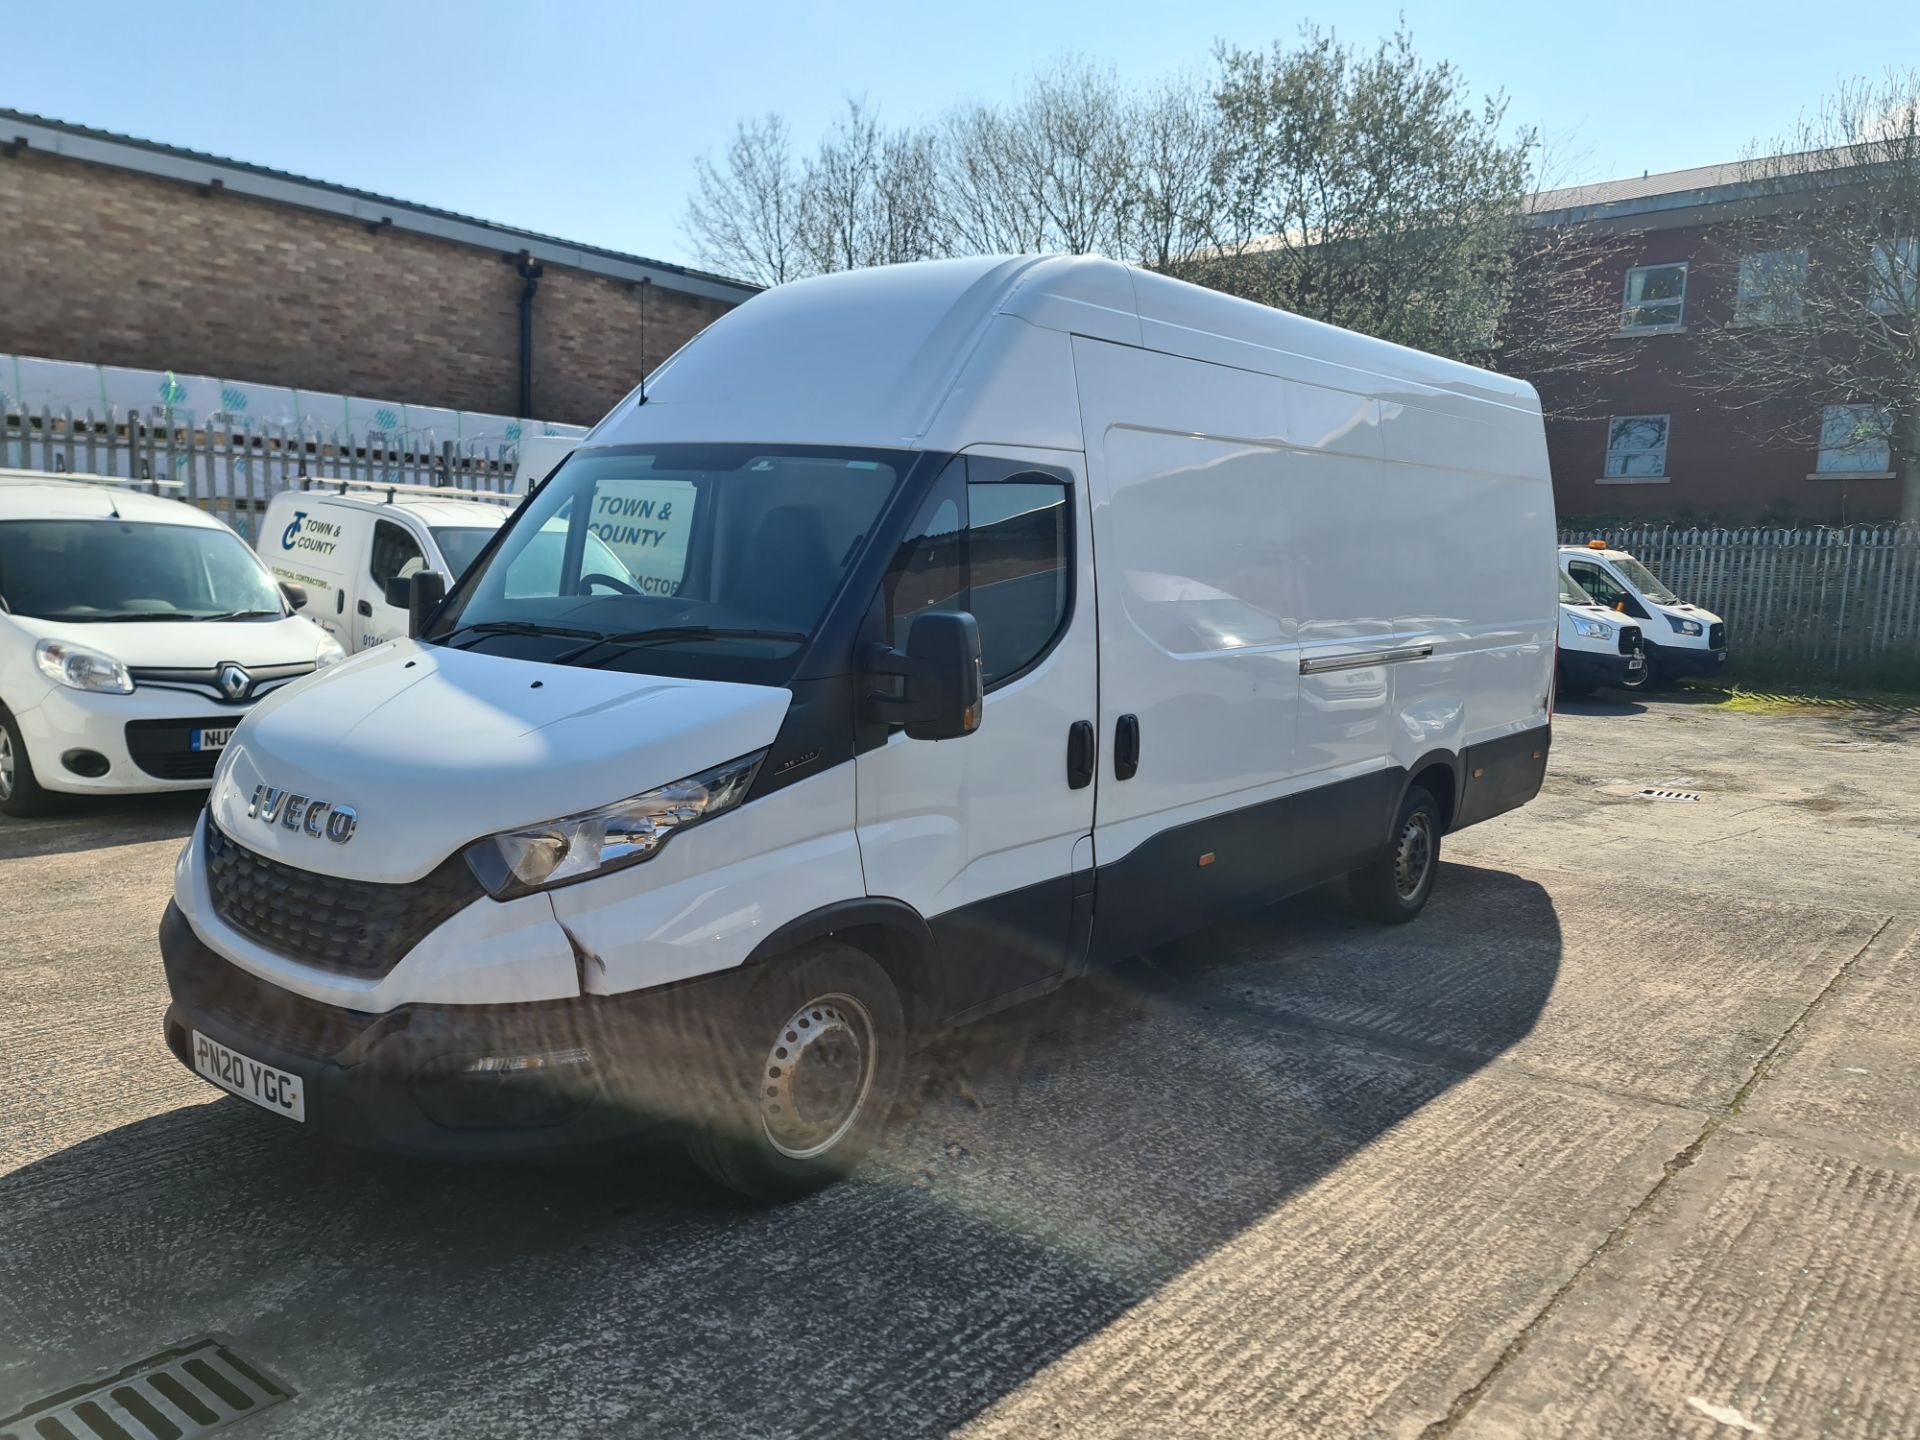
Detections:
[0, 475, 227, 528]
[588, 255, 1541, 454]
[294, 489, 510, 529]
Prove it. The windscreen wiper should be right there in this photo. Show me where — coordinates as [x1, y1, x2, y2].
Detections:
[192, 609, 284, 622]
[444, 620, 607, 649]
[551, 626, 808, 664]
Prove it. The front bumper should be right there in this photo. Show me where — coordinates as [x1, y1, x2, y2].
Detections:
[14, 684, 253, 795]
[1560, 648, 1642, 690]
[1650, 641, 1729, 678]
[160, 901, 754, 1160]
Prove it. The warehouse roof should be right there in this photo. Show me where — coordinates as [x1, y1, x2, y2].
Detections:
[0, 108, 760, 305]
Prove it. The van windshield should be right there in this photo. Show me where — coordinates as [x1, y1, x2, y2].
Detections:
[429, 526, 500, 579]
[1613, 555, 1679, 604]
[0, 519, 286, 622]
[431, 444, 908, 672]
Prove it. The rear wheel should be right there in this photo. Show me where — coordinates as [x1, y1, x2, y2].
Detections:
[685, 941, 907, 1202]
[0, 710, 55, 819]
[1349, 785, 1441, 924]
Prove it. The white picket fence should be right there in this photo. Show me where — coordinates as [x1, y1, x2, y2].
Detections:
[2, 404, 518, 543]
[1562, 524, 1920, 675]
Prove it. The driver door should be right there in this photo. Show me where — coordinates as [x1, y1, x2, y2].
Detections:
[361, 518, 426, 648]
[854, 451, 1099, 1023]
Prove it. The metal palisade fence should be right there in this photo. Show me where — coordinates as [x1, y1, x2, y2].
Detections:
[2, 405, 517, 542]
[1562, 524, 1920, 679]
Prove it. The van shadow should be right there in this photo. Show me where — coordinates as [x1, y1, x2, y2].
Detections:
[1560, 692, 1648, 716]
[0, 865, 1559, 1438]
[0, 791, 201, 862]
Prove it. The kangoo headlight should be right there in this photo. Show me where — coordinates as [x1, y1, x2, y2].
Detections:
[463, 751, 764, 898]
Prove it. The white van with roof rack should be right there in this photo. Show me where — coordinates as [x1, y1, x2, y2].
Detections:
[160, 255, 1557, 1200]
[0, 470, 343, 817]
[1558, 540, 1727, 688]
[259, 480, 517, 653]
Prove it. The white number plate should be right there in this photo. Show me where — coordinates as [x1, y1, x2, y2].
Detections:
[191, 1030, 305, 1121]
[191, 727, 234, 753]
[1627, 654, 1645, 670]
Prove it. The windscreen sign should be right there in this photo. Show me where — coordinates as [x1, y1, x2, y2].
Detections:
[588, 480, 696, 596]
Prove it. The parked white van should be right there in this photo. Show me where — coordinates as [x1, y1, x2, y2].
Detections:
[1559, 541, 1726, 688]
[260, 481, 515, 653]
[161, 256, 1557, 1198]
[0, 472, 342, 816]
[1557, 568, 1646, 695]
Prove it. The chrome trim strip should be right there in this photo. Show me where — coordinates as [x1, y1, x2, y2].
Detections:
[1298, 645, 1433, 676]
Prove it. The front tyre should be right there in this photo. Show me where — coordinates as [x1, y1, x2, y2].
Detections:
[0, 709, 55, 819]
[686, 940, 907, 1202]
[1349, 785, 1441, 924]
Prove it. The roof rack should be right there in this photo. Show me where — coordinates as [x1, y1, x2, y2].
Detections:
[298, 475, 515, 506]
[0, 467, 184, 493]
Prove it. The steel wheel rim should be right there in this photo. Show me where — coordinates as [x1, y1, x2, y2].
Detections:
[1394, 812, 1433, 900]
[0, 728, 14, 801]
[759, 992, 877, 1161]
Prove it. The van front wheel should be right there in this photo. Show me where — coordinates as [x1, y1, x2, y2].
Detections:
[686, 940, 907, 1202]
[0, 710, 54, 819]
[1349, 785, 1441, 924]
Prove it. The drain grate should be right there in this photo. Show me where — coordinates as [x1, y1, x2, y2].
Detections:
[1636, 787, 1700, 802]
[1, 1339, 289, 1440]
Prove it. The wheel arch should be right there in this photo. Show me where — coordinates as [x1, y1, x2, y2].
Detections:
[1400, 749, 1462, 833]
[740, 897, 939, 1039]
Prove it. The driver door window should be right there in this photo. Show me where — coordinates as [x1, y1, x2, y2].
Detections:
[1568, 561, 1626, 612]
[370, 520, 425, 599]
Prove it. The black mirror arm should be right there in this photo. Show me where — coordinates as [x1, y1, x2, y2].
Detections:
[860, 642, 932, 724]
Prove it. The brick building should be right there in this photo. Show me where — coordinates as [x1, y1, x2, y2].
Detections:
[0, 110, 757, 429]
[1527, 161, 1912, 525]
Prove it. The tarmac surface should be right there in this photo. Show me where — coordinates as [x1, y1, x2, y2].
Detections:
[3, 693, 1917, 1438]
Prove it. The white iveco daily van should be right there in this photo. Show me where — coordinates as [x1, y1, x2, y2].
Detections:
[161, 256, 1557, 1199]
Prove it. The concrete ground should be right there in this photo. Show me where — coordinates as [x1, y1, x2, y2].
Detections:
[3, 695, 1918, 1438]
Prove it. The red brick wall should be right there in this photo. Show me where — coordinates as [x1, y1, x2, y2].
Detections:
[0, 148, 736, 427]
[1531, 222, 1901, 524]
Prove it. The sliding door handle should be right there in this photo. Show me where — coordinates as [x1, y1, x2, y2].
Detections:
[1066, 720, 1095, 790]
[1114, 713, 1140, 781]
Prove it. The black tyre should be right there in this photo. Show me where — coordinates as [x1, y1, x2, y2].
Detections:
[1349, 785, 1441, 924]
[685, 940, 907, 1203]
[0, 709, 55, 819]
[1616, 650, 1659, 692]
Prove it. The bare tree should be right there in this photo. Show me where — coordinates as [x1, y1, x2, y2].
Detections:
[938, 59, 1141, 258]
[1693, 73, 1920, 517]
[683, 116, 808, 286]
[1131, 76, 1224, 274]
[798, 99, 943, 273]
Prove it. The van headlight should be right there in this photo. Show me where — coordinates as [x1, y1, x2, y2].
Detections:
[1568, 616, 1614, 640]
[1666, 616, 1704, 636]
[463, 751, 765, 898]
[34, 639, 134, 694]
[315, 637, 346, 668]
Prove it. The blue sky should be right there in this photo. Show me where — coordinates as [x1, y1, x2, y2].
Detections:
[6, 0, 1917, 273]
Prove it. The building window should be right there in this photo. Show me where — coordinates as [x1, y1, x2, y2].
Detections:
[1734, 249, 1807, 325]
[1815, 404, 1892, 474]
[1869, 237, 1918, 315]
[1604, 415, 1670, 477]
[1621, 263, 1687, 332]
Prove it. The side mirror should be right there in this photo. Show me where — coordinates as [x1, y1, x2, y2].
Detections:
[865, 611, 984, 740]
[407, 570, 448, 639]
[279, 581, 309, 611]
[384, 575, 413, 610]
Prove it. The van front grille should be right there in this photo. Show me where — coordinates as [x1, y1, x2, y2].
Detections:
[1709, 622, 1726, 650]
[125, 719, 235, 780]
[203, 820, 483, 978]
[1618, 626, 1642, 655]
